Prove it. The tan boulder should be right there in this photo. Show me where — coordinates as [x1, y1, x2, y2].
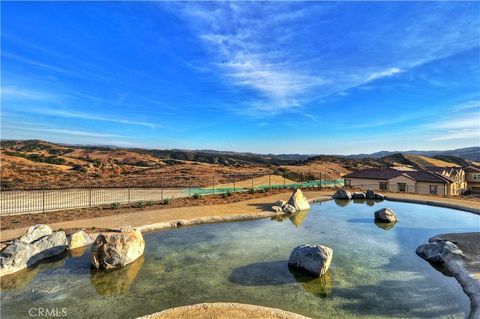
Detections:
[68, 230, 94, 250]
[288, 189, 310, 211]
[91, 227, 145, 270]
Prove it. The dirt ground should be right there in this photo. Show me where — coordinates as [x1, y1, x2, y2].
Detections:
[0, 188, 320, 231]
[138, 302, 308, 319]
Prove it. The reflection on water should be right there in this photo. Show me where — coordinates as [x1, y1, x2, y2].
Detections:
[290, 268, 333, 298]
[90, 255, 144, 296]
[334, 199, 350, 207]
[374, 221, 397, 231]
[1, 200, 479, 319]
[1, 267, 39, 291]
[289, 209, 310, 227]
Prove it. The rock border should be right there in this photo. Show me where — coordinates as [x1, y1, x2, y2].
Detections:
[136, 302, 310, 319]
[136, 196, 331, 233]
[384, 196, 480, 215]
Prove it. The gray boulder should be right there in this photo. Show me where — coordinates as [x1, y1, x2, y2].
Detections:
[366, 189, 375, 199]
[416, 240, 464, 264]
[288, 189, 310, 211]
[19, 224, 52, 243]
[352, 192, 366, 199]
[282, 204, 297, 214]
[288, 244, 333, 277]
[0, 231, 68, 277]
[374, 208, 398, 223]
[332, 190, 351, 200]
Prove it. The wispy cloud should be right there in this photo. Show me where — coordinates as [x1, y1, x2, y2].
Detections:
[172, 2, 480, 117]
[3, 124, 123, 138]
[31, 108, 160, 128]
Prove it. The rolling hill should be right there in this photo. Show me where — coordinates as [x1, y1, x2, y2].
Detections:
[1, 140, 478, 189]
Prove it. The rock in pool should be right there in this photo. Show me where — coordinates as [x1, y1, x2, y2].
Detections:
[68, 230, 94, 250]
[282, 204, 297, 214]
[0, 225, 68, 276]
[416, 240, 464, 264]
[288, 244, 333, 277]
[91, 227, 145, 270]
[366, 189, 375, 199]
[288, 189, 310, 211]
[374, 208, 398, 223]
[352, 192, 366, 199]
[332, 189, 352, 200]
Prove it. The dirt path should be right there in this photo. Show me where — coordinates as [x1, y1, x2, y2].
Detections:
[1, 190, 478, 242]
[0, 191, 331, 241]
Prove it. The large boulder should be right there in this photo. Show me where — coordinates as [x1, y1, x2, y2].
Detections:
[19, 224, 52, 243]
[91, 228, 145, 270]
[282, 204, 297, 214]
[68, 230, 94, 250]
[288, 189, 310, 211]
[374, 208, 398, 223]
[416, 240, 464, 264]
[332, 189, 352, 200]
[0, 230, 68, 277]
[366, 189, 375, 199]
[288, 244, 333, 277]
[352, 192, 366, 199]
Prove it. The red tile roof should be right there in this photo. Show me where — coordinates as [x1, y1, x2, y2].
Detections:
[344, 168, 452, 183]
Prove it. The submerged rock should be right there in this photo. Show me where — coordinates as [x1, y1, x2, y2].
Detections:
[332, 190, 351, 200]
[416, 241, 464, 264]
[352, 192, 366, 199]
[91, 227, 145, 270]
[282, 204, 297, 214]
[68, 230, 94, 250]
[374, 208, 398, 223]
[288, 189, 310, 211]
[0, 230, 68, 277]
[288, 244, 333, 277]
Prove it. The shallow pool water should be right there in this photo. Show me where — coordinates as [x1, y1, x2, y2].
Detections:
[1, 200, 479, 318]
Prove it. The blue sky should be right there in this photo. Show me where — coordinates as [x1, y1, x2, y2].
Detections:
[1, 1, 479, 154]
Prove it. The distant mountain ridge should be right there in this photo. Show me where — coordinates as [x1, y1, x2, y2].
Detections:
[347, 147, 480, 161]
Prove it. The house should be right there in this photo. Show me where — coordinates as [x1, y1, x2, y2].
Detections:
[343, 168, 458, 195]
[424, 166, 466, 194]
[464, 166, 480, 193]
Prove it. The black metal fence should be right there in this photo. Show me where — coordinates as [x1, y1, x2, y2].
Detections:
[0, 174, 345, 215]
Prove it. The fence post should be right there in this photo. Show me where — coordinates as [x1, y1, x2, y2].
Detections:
[42, 188, 45, 213]
[89, 187, 92, 207]
[189, 177, 192, 197]
[251, 177, 254, 190]
[212, 175, 215, 195]
[128, 186, 131, 203]
[268, 174, 271, 188]
[283, 176, 286, 188]
[233, 175, 236, 191]
[161, 178, 164, 201]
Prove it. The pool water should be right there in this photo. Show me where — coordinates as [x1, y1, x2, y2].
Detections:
[1, 200, 479, 318]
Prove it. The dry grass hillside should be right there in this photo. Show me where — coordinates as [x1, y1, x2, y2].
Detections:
[0, 140, 476, 189]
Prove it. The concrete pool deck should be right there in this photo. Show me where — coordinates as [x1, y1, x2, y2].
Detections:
[1, 190, 479, 241]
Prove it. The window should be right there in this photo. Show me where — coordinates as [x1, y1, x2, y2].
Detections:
[345, 179, 351, 187]
[398, 183, 407, 192]
[429, 185, 438, 195]
[379, 182, 388, 191]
